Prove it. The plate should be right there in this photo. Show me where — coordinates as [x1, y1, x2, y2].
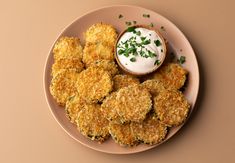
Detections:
[44, 5, 199, 154]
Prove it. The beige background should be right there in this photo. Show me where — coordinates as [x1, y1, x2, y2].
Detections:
[0, 0, 234, 162]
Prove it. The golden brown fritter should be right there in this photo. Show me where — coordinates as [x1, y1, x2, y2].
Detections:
[140, 79, 165, 96]
[76, 67, 113, 103]
[89, 60, 119, 77]
[113, 74, 140, 91]
[116, 85, 152, 122]
[85, 23, 117, 46]
[101, 92, 122, 124]
[152, 63, 187, 90]
[83, 42, 115, 67]
[50, 69, 79, 106]
[76, 104, 110, 142]
[65, 95, 86, 124]
[51, 57, 84, 77]
[131, 115, 168, 145]
[153, 89, 190, 127]
[53, 37, 83, 61]
[109, 122, 138, 147]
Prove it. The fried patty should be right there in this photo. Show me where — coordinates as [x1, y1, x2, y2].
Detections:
[76, 104, 110, 142]
[65, 95, 86, 124]
[153, 89, 190, 127]
[53, 37, 83, 61]
[109, 122, 138, 147]
[131, 115, 168, 145]
[116, 85, 152, 122]
[113, 74, 140, 91]
[50, 69, 79, 106]
[83, 42, 114, 67]
[85, 23, 117, 46]
[140, 79, 166, 96]
[152, 63, 187, 90]
[51, 57, 84, 77]
[89, 60, 119, 77]
[101, 92, 122, 124]
[76, 67, 113, 103]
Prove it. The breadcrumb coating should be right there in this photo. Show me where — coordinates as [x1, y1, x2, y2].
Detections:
[65, 95, 86, 124]
[101, 92, 122, 124]
[131, 115, 167, 145]
[76, 67, 113, 103]
[109, 123, 138, 147]
[140, 79, 165, 96]
[89, 60, 119, 77]
[76, 104, 110, 142]
[51, 57, 84, 77]
[113, 74, 140, 91]
[153, 89, 190, 127]
[53, 37, 83, 60]
[152, 63, 187, 90]
[85, 23, 117, 46]
[50, 69, 79, 106]
[116, 85, 152, 122]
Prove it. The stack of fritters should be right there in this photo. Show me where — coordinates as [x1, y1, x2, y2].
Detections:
[49, 23, 190, 147]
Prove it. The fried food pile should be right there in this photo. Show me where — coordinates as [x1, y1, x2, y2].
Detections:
[49, 23, 190, 147]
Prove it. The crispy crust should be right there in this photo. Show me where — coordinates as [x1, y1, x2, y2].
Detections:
[89, 60, 119, 77]
[53, 37, 83, 60]
[50, 69, 79, 106]
[83, 42, 114, 67]
[116, 85, 152, 122]
[65, 95, 86, 124]
[153, 89, 190, 127]
[109, 123, 138, 147]
[101, 92, 123, 124]
[131, 115, 168, 145]
[76, 104, 110, 142]
[152, 63, 187, 90]
[76, 67, 113, 103]
[85, 23, 117, 46]
[113, 74, 140, 91]
[51, 57, 84, 77]
[140, 79, 166, 96]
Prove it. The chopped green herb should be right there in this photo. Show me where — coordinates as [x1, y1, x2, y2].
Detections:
[149, 23, 154, 27]
[133, 21, 137, 24]
[160, 26, 165, 31]
[118, 14, 123, 19]
[136, 31, 141, 36]
[142, 39, 151, 45]
[148, 50, 156, 58]
[154, 60, 161, 65]
[140, 37, 146, 41]
[154, 40, 161, 47]
[125, 21, 132, 26]
[177, 56, 186, 64]
[130, 57, 136, 62]
[143, 14, 150, 18]
[118, 49, 125, 55]
[127, 26, 136, 32]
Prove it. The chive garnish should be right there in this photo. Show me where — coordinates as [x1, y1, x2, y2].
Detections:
[118, 14, 123, 19]
[154, 60, 161, 65]
[143, 14, 150, 18]
[149, 23, 154, 27]
[136, 31, 141, 36]
[127, 26, 136, 32]
[125, 21, 132, 26]
[130, 57, 136, 62]
[177, 56, 186, 64]
[154, 40, 161, 47]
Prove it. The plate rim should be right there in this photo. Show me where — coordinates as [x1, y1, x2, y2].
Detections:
[43, 4, 200, 154]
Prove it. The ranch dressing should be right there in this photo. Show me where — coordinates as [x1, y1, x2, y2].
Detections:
[116, 27, 165, 74]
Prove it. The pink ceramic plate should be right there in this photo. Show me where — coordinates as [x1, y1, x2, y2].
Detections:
[44, 5, 199, 154]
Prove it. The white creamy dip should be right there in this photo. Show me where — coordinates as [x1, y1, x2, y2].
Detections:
[116, 27, 165, 74]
